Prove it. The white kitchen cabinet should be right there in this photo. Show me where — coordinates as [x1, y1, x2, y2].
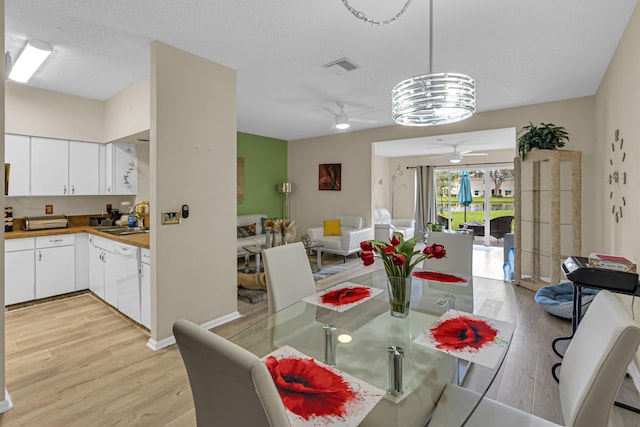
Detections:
[69, 141, 99, 195]
[88, 235, 117, 306]
[75, 233, 89, 291]
[35, 235, 76, 299]
[30, 137, 69, 196]
[5, 238, 35, 305]
[100, 142, 137, 195]
[140, 248, 150, 329]
[114, 242, 141, 323]
[5, 134, 31, 196]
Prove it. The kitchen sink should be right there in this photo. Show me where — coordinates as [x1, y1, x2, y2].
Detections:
[96, 226, 150, 236]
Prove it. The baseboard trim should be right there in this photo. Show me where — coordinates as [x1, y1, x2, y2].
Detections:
[0, 389, 14, 414]
[146, 311, 242, 351]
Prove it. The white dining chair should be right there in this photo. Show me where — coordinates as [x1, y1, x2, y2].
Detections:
[428, 290, 640, 427]
[422, 231, 473, 276]
[173, 319, 291, 427]
[263, 241, 317, 315]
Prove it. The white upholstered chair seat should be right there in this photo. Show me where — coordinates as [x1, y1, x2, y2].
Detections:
[263, 241, 317, 315]
[428, 290, 640, 427]
[307, 215, 373, 260]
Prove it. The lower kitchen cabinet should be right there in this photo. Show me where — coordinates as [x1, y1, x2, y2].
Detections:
[140, 248, 151, 329]
[35, 235, 76, 299]
[5, 238, 35, 305]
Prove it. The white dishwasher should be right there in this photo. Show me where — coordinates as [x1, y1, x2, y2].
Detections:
[113, 242, 141, 324]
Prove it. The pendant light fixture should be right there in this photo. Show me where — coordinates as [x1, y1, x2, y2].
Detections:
[392, 0, 475, 126]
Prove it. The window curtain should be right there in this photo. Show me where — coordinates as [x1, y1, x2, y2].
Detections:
[415, 165, 437, 236]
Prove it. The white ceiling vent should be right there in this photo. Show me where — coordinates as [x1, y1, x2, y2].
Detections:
[323, 58, 360, 75]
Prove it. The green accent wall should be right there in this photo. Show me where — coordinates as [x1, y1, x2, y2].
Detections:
[237, 132, 287, 217]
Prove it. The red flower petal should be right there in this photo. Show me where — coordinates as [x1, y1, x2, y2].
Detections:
[430, 316, 498, 352]
[321, 286, 371, 306]
[412, 270, 466, 283]
[265, 356, 357, 420]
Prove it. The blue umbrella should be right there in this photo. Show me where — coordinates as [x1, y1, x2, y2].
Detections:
[457, 171, 473, 222]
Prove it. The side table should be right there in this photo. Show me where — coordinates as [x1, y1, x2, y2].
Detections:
[304, 242, 323, 272]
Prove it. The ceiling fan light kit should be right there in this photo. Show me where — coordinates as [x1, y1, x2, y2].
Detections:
[335, 114, 350, 130]
[391, 0, 475, 127]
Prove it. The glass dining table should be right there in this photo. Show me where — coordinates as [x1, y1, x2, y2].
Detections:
[228, 268, 517, 427]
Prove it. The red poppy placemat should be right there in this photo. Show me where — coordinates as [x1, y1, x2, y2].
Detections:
[302, 282, 383, 312]
[263, 346, 385, 427]
[413, 310, 515, 369]
[412, 270, 469, 286]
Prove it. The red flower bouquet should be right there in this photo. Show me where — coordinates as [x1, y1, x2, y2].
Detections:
[360, 232, 446, 317]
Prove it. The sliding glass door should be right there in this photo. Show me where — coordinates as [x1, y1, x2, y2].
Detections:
[435, 166, 514, 246]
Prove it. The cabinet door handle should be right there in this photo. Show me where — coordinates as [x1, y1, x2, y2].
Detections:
[38, 251, 42, 262]
[107, 185, 112, 194]
[50, 239, 63, 243]
[71, 185, 75, 194]
[63, 185, 67, 195]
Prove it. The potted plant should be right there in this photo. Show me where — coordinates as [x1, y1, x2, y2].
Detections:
[517, 122, 569, 160]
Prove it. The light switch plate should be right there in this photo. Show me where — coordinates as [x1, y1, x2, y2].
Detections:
[161, 211, 181, 225]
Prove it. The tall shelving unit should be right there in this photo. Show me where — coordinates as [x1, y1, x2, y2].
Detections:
[514, 148, 581, 292]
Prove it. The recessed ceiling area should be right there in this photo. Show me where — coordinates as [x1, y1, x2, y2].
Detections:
[374, 128, 516, 158]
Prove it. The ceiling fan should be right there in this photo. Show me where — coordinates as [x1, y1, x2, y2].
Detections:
[433, 144, 488, 163]
[323, 102, 378, 130]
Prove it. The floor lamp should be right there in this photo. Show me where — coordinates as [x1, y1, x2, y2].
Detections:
[280, 182, 293, 219]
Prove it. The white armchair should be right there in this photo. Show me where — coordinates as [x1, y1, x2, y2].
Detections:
[307, 215, 373, 262]
[374, 208, 416, 241]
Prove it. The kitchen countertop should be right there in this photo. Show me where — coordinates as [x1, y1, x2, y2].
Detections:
[5, 226, 150, 249]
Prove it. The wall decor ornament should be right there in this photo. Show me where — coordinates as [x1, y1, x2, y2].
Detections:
[609, 129, 627, 223]
[319, 163, 342, 191]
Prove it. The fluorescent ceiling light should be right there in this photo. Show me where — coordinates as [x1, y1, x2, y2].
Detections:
[9, 40, 52, 83]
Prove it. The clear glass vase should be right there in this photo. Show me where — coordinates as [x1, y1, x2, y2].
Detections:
[386, 275, 412, 318]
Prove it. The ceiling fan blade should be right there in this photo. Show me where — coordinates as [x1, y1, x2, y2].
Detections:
[349, 106, 380, 116]
[350, 117, 378, 124]
[323, 106, 339, 116]
[462, 152, 488, 156]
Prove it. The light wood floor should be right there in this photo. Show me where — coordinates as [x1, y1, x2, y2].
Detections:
[1, 253, 639, 426]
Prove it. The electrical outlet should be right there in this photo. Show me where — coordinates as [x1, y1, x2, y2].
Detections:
[161, 211, 181, 225]
[45, 205, 53, 214]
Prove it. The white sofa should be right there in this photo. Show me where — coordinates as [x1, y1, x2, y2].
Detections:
[373, 207, 416, 241]
[307, 215, 373, 262]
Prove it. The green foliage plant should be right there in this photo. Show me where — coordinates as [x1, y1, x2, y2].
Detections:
[517, 122, 569, 160]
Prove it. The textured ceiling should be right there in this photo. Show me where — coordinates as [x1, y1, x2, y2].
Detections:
[5, 0, 638, 143]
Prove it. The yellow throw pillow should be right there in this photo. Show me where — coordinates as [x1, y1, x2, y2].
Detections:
[323, 219, 342, 236]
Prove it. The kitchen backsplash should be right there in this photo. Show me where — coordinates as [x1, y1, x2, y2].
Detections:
[5, 195, 137, 218]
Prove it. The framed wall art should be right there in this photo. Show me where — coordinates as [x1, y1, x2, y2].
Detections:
[319, 163, 341, 191]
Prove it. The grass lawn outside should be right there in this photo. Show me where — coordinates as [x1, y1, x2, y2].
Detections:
[438, 209, 515, 231]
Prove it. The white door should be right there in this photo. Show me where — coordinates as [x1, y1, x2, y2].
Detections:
[88, 240, 105, 300]
[5, 134, 31, 196]
[69, 141, 99, 195]
[35, 245, 75, 299]
[31, 137, 69, 195]
[103, 250, 118, 307]
[5, 250, 35, 305]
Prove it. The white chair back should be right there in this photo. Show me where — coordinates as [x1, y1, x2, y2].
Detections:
[423, 232, 473, 276]
[173, 319, 291, 427]
[263, 242, 317, 315]
[559, 290, 640, 426]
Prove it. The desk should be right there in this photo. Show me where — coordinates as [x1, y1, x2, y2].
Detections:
[229, 269, 516, 427]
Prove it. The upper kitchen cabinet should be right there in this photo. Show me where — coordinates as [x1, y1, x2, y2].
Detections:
[5, 134, 31, 196]
[30, 137, 69, 195]
[69, 141, 100, 195]
[100, 142, 137, 195]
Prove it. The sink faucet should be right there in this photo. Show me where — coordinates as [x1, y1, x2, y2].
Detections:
[131, 201, 149, 227]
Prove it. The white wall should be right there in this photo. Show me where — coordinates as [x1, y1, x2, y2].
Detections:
[150, 41, 237, 342]
[5, 83, 103, 142]
[104, 77, 150, 143]
[289, 98, 598, 254]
